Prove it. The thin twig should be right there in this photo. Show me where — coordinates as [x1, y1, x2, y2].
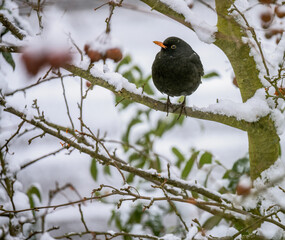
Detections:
[5, 74, 72, 97]
[231, 211, 277, 239]
[0, 120, 25, 152]
[105, 0, 124, 34]
[21, 147, 65, 169]
[79, 78, 84, 133]
[78, 204, 89, 232]
[60, 74, 74, 130]
[232, 4, 270, 76]
[160, 182, 189, 232]
[36, 0, 43, 29]
[55, 230, 159, 240]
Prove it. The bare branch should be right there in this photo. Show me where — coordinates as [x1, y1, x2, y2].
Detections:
[60, 73, 75, 130]
[21, 147, 65, 169]
[1, 101, 228, 203]
[0, 120, 25, 152]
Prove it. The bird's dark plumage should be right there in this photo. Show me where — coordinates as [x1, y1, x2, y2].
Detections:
[152, 37, 204, 97]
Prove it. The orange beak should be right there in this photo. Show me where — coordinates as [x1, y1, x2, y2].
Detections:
[153, 41, 167, 49]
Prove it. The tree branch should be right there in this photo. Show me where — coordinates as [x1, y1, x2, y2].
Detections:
[1, 101, 227, 203]
[0, 13, 25, 40]
[64, 64, 260, 132]
[0, 45, 21, 53]
[140, 0, 193, 30]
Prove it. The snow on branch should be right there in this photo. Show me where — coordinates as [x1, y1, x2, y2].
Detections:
[140, 0, 217, 43]
[159, 0, 217, 43]
[0, 99, 227, 204]
[64, 64, 271, 132]
[196, 89, 275, 123]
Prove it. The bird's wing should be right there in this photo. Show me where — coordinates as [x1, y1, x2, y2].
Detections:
[189, 52, 204, 77]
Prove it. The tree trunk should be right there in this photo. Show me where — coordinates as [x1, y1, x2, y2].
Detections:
[215, 0, 280, 179]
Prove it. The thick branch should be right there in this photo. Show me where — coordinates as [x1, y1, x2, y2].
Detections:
[214, 0, 263, 102]
[140, 0, 193, 30]
[64, 64, 256, 132]
[214, 0, 280, 179]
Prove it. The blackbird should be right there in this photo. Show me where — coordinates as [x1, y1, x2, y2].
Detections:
[152, 36, 204, 116]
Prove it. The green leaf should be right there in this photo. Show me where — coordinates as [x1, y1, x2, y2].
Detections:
[129, 152, 141, 162]
[27, 186, 42, 201]
[141, 82, 154, 95]
[177, 96, 185, 103]
[90, 158, 98, 181]
[150, 156, 161, 172]
[27, 185, 42, 205]
[27, 185, 42, 217]
[152, 119, 167, 137]
[103, 165, 111, 176]
[202, 215, 222, 230]
[145, 214, 164, 236]
[2, 52, 15, 70]
[115, 95, 133, 109]
[202, 71, 220, 79]
[181, 151, 199, 179]
[122, 118, 142, 145]
[151, 114, 182, 138]
[127, 204, 143, 224]
[155, 156, 161, 172]
[126, 173, 134, 183]
[222, 157, 250, 192]
[198, 152, 212, 169]
[232, 157, 250, 174]
[123, 70, 135, 83]
[172, 147, 185, 168]
[191, 191, 199, 199]
[132, 65, 143, 80]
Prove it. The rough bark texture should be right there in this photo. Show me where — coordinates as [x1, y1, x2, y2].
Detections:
[215, 0, 280, 179]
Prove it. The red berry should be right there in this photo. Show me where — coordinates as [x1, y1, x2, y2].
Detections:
[265, 31, 273, 39]
[236, 184, 251, 196]
[232, 76, 238, 88]
[87, 50, 102, 62]
[105, 48, 123, 62]
[47, 52, 72, 68]
[236, 176, 252, 196]
[265, 28, 283, 38]
[260, 11, 272, 23]
[21, 52, 47, 76]
[274, 87, 285, 96]
[86, 81, 92, 88]
[84, 44, 90, 53]
[275, 6, 285, 18]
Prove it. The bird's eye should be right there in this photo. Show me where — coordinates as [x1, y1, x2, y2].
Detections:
[171, 45, 176, 49]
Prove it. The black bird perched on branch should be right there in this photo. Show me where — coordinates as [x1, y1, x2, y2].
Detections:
[152, 36, 204, 117]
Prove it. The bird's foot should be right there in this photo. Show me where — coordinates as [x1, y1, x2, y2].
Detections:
[166, 96, 172, 116]
[176, 97, 187, 120]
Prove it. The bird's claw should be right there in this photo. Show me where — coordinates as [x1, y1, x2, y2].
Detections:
[176, 97, 187, 120]
[166, 96, 172, 116]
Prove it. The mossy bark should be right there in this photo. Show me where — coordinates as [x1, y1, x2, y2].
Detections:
[215, 0, 280, 179]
